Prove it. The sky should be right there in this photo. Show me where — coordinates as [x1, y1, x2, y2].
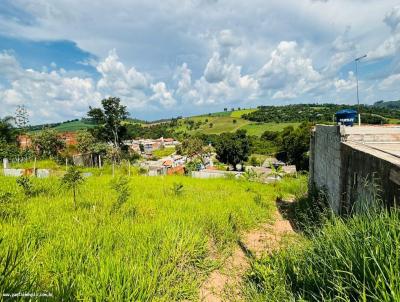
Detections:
[0, 0, 400, 123]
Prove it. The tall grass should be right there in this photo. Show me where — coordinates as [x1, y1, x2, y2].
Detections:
[0, 173, 305, 300]
[246, 208, 400, 301]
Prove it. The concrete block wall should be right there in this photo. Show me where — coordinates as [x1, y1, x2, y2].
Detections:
[310, 125, 400, 215]
[309, 125, 343, 213]
[340, 143, 400, 213]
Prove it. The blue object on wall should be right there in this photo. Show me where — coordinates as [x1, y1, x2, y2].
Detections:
[335, 109, 357, 126]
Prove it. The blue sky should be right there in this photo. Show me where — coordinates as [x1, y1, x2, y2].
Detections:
[0, 0, 399, 123]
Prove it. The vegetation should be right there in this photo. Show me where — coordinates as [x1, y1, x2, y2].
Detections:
[176, 138, 211, 165]
[152, 147, 176, 159]
[243, 104, 400, 123]
[61, 166, 85, 210]
[0, 173, 304, 300]
[31, 128, 65, 158]
[374, 99, 400, 109]
[246, 207, 400, 301]
[215, 129, 250, 170]
[88, 97, 129, 147]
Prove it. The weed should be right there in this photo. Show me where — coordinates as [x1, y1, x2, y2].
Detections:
[110, 176, 130, 212]
[16, 176, 33, 197]
[172, 182, 184, 196]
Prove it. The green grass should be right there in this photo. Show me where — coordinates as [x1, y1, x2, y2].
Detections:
[9, 159, 62, 170]
[152, 147, 176, 159]
[240, 122, 301, 136]
[53, 120, 96, 132]
[230, 109, 257, 118]
[175, 116, 300, 136]
[0, 172, 305, 300]
[246, 206, 400, 301]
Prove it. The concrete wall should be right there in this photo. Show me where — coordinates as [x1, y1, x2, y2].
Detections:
[309, 125, 343, 213]
[192, 170, 242, 179]
[310, 125, 400, 215]
[340, 143, 400, 214]
[2, 168, 51, 178]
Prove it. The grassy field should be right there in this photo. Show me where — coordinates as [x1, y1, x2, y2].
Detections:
[176, 114, 299, 136]
[230, 109, 257, 118]
[0, 172, 305, 300]
[52, 120, 96, 132]
[245, 199, 400, 301]
[152, 147, 176, 159]
[241, 122, 301, 136]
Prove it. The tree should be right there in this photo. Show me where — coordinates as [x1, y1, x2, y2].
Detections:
[180, 138, 211, 165]
[215, 129, 250, 170]
[62, 166, 85, 210]
[14, 105, 29, 131]
[278, 123, 311, 171]
[87, 97, 129, 147]
[31, 128, 65, 158]
[0, 116, 16, 143]
[76, 130, 96, 153]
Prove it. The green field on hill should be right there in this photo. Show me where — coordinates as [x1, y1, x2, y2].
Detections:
[176, 109, 300, 136]
[0, 172, 305, 300]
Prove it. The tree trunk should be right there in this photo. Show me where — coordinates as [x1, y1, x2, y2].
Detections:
[73, 186, 77, 210]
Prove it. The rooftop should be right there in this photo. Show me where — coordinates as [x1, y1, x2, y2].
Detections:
[341, 125, 400, 165]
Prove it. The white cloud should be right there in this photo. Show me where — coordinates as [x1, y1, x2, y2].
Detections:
[334, 71, 356, 92]
[150, 82, 176, 107]
[0, 50, 178, 122]
[1, 1, 400, 121]
[258, 41, 322, 99]
[368, 6, 400, 60]
[379, 73, 400, 90]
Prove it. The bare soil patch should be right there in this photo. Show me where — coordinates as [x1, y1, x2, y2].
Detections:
[199, 200, 295, 301]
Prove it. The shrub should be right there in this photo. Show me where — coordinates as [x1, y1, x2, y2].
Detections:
[110, 176, 130, 212]
[16, 176, 33, 197]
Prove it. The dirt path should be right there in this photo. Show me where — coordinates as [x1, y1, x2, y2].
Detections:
[199, 206, 294, 302]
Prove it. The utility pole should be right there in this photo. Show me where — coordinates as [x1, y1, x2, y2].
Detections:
[355, 54, 367, 126]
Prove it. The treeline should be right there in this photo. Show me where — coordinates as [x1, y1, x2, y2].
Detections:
[242, 104, 400, 123]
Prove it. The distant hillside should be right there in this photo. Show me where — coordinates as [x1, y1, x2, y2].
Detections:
[374, 100, 400, 109]
[242, 104, 400, 124]
[28, 119, 96, 132]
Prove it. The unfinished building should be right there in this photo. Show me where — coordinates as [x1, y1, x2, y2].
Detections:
[309, 125, 400, 214]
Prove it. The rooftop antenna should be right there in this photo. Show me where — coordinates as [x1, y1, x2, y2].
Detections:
[355, 54, 367, 126]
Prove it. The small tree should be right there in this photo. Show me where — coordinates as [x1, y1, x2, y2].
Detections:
[110, 176, 130, 212]
[31, 128, 65, 158]
[14, 105, 29, 131]
[62, 166, 84, 210]
[16, 176, 33, 197]
[180, 138, 212, 165]
[76, 130, 96, 153]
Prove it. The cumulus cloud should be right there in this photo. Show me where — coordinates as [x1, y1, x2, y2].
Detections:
[257, 41, 322, 99]
[334, 71, 356, 92]
[368, 6, 400, 60]
[1, 1, 400, 121]
[0, 50, 176, 122]
[150, 82, 176, 107]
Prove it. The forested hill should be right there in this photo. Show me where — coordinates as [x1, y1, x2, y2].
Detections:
[242, 104, 400, 124]
[374, 100, 400, 109]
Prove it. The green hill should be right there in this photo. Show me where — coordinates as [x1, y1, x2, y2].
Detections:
[172, 109, 299, 136]
[374, 100, 400, 109]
